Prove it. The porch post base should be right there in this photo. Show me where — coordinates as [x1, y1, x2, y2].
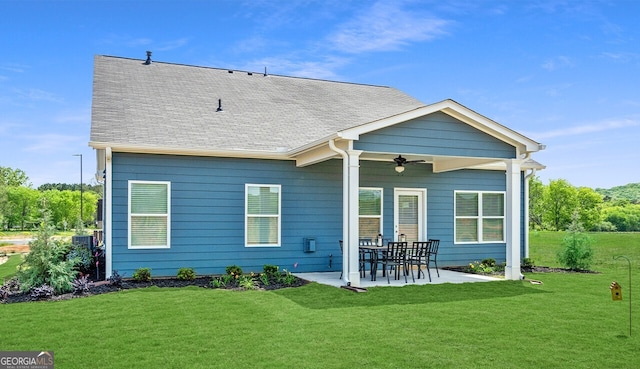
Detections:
[504, 266, 523, 281]
[348, 272, 361, 287]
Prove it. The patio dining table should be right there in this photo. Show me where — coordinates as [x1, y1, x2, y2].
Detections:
[359, 243, 418, 281]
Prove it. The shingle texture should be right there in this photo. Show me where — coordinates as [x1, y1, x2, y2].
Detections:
[90, 55, 426, 153]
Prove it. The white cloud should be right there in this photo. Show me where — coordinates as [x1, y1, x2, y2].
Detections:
[328, 1, 451, 54]
[542, 56, 574, 71]
[23, 133, 84, 153]
[241, 55, 350, 80]
[533, 118, 640, 140]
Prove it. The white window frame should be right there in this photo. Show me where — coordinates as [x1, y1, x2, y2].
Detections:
[359, 187, 383, 239]
[245, 184, 281, 247]
[454, 190, 505, 244]
[128, 180, 171, 249]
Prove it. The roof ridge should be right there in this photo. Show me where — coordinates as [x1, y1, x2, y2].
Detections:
[95, 54, 393, 89]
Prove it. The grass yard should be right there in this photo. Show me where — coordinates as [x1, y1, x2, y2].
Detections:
[0, 254, 22, 281]
[1, 232, 639, 368]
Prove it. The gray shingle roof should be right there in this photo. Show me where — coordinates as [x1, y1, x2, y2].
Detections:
[90, 55, 426, 154]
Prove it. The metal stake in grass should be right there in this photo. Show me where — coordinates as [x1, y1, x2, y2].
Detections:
[614, 255, 632, 336]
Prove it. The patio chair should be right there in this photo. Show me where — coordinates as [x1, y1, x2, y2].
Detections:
[381, 241, 408, 284]
[407, 241, 431, 282]
[359, 239, 376, 279]
[338, 240, 374, 279]
[427, 239, 440, 279]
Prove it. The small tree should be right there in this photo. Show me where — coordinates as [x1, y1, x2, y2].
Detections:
[17, 209, 79, 293]
[557, 212, 594, 270]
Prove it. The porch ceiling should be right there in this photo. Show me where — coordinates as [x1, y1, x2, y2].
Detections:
[292, 145, 508, 173]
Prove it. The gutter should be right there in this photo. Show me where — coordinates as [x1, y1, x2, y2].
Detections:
[328, 138, 351, 286]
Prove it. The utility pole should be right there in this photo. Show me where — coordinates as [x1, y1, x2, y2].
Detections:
[73, 154, 83, 224]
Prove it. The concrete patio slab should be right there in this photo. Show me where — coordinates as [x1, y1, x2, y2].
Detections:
[294, 269, 501, 288]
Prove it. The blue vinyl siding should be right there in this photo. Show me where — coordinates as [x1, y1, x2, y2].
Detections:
[355, 112, 516, 159]
[111, 153, 344, 276]
[109, 151, 516, 276]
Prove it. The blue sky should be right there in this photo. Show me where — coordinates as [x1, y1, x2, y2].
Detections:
[1, 0, 638, 189]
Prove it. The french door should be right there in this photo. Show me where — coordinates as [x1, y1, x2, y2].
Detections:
[393, 188, 426, 243]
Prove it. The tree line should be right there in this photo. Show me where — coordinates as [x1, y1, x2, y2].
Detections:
[529, 177, 640, 232]
[0, 166, 100, 231]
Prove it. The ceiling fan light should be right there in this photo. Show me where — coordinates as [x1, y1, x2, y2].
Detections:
[395, 165, 405, 173]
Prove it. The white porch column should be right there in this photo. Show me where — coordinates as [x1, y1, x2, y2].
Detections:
[346, 149, 362, 287]
[104, 147, 113, 278]
[505, 159, 523, 280]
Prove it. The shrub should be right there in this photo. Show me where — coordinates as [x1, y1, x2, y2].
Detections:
[263, 264, 279, 276]
[177, 267, 196, 281]
[557, 214, 594, 270]
[467, 261, 495, 274]
[522, 258, 535, 268]
[72, 275, 94, 295]
[30, 284, 54, 300]
[225, 265, 243, 278]
[132, 267, 152, 282]
[481, 258, 496, 267]
[0, 286, 8, 302]
[108, 270, 124, 287]
[17, 211, 80, 294]
[67, 243, 93, 274]
[3, 277, 20, 292]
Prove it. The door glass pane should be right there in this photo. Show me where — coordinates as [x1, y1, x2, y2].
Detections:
[399, 195, 418, 243]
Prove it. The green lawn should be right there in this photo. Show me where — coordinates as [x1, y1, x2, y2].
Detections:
[1, 232, 639, 368]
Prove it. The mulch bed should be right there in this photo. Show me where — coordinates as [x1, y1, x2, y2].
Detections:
[443, 265, 599, 275]
[1, 275, 309, 305]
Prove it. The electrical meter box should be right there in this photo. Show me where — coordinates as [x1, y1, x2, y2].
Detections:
[303, 237, 316, 253]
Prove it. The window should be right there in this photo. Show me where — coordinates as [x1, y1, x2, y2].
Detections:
[455, 191, 504, 243]
[359, 188, 383, 239]
[128, 181, 170, 249]
[246, 184, 281, 246]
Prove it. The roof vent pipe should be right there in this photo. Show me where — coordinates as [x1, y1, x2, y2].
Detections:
[264, 66, 267, 77]
[216, 99, 223, 112]
[144, 51, 152, 65]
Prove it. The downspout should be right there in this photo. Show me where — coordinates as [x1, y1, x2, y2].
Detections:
[328, 139, 351, 286]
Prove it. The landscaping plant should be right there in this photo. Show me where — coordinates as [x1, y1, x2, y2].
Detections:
[132, 267, 152, 282]
[176, 267, 196, 281]
[16, 211, 80, 293]
[557, 213, 594, 270]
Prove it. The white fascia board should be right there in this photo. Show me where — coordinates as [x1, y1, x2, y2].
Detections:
[439, 101, 542, 153]
[294, 144, 340, 167]
[88, 141, 292, 160]
[432, 157, 504, 173]
[339, 99, 543, 155]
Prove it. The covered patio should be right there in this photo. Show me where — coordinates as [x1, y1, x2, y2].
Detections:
[295, 269, 501, 289]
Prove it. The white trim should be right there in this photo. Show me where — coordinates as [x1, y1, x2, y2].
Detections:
[341, 100, 542, 154]
[127, 180, 171, 249]
[393, 188, 427, 242]
[454, 190, 506, 244]
[244, 183, 282, 247]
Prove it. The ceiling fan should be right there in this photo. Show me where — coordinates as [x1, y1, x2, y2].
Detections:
[393, 155, 424, 173]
